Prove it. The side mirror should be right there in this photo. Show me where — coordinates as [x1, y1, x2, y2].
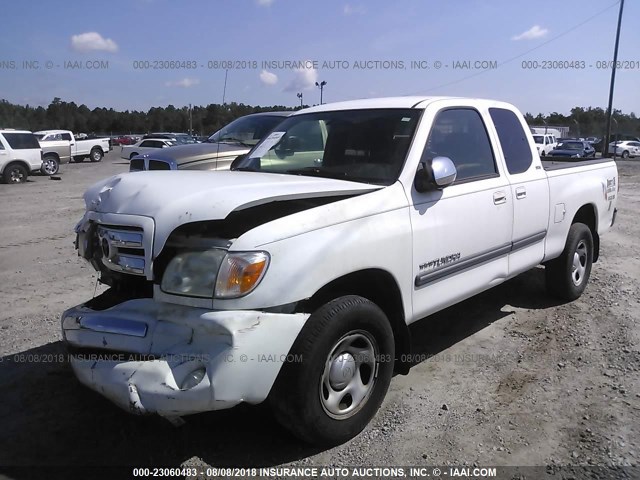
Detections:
[414, 156, 457, 193]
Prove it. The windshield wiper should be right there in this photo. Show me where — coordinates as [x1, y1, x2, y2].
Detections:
[284, 167, 349, 179]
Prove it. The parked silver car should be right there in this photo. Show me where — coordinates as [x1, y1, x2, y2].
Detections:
[130, 111, 290, 171]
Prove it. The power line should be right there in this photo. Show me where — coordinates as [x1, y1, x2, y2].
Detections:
[408, 0, 620, 94]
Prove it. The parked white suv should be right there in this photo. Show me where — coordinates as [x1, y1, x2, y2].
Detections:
[533, 134, 557, 157]
[0, 130, 43, 184]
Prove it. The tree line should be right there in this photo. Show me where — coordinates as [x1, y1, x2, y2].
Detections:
[0, 98, 638, 138]
[0, 98, 299, 136]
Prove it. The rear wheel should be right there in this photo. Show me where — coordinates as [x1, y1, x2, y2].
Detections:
[90, 148, 103, 162]
[270, 295, 394, 446]
[2, 163, 28, 184]
[621, 150, 629, 159]
[41, 155, 59, 175]
[546, 223, 593, 300]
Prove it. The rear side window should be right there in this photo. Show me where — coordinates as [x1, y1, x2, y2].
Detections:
[490, 108, 533, 175]
[61, 133, 72, 141]
[422, 108, 496, 182]
[3, 132, 41, 149]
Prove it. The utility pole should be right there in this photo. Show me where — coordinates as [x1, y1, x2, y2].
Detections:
[315, 81, 327, 105]
[603, 0, 625, 157]
[189, 103, 193, 136]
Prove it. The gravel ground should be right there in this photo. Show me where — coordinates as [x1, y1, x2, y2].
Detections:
[0, 151, 638, 479]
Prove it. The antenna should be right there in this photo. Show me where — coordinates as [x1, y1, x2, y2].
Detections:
[216, 69, 230, 168]
[222, 69, 229, 105]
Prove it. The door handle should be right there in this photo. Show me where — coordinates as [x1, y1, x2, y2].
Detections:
[516, 187, 527, 199]
[493, 191, 507, 205]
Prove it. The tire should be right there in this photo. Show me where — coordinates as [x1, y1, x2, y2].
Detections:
[41, 155, 59, 175]
[73, 156, 84, 163]
[621, 150, 629, 159]
[541, 151, 546, 157]
[129, 153, 138, 160]
[90, 148, 103, 162]
[270, 295, 394, 446]
[2, 163, 28, 184]
[545, 223, 593, 301]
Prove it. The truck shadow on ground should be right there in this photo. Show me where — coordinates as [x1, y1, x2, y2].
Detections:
[0, 267, 567, 474]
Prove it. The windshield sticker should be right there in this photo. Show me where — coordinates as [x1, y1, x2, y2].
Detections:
[250, 131, 285, 158]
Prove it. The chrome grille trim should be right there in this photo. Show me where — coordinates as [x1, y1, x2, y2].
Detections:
[97, 225, 146, 276]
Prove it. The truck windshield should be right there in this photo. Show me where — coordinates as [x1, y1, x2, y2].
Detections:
[232, 109, 421, 185]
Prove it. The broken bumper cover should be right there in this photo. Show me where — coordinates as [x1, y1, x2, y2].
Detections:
[61, 299, 308, 417]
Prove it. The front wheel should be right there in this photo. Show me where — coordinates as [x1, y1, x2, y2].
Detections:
[3, 163, 28, 184]
[41, 155, 59, 175]
[270, 295, 394, 446]
[545, 223, 593, 301]
[621, 150, 629, 159]
[90, 148, 103, 162]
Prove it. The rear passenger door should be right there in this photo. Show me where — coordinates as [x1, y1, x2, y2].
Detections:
[409, 106, 513, 319]
[488, 107, 549, 276]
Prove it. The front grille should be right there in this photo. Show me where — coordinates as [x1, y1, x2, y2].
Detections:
[97, 225, 146, 276]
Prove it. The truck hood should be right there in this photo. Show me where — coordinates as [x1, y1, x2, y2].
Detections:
[83, 170, 382, 246]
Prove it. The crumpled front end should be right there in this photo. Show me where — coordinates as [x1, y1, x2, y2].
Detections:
[62, 299, 308, 417]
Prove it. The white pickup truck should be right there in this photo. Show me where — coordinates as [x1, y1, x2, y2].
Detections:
[34, 130, 110, 163]
[62, 96, 618, 446]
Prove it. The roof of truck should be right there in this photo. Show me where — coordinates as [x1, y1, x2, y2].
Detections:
[297, 96, 518, 114]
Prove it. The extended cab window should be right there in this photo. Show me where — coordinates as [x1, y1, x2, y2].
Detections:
[61, 133, 72, 141]
[489, 107, 533, 175]
[422, 108, 496, 182]
[2, 132, 40, 149]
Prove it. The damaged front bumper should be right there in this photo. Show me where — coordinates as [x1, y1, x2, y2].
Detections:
[61, 298, 308, 417]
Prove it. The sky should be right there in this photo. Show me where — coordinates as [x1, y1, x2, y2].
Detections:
[1, 0, 639, 116]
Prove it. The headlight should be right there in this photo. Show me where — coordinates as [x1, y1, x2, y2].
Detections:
[215, 251, 270, 299]
[161, 249, 226, 297]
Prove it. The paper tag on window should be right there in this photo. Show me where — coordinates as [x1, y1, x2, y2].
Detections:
[249, 131, 285, 158]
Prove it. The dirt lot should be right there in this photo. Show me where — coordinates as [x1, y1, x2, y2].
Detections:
[0, 151, 639, 478]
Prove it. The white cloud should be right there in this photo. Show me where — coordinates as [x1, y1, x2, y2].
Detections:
[70, 32, 118, 53]
[259, 70, 278, 86]
[165, 78, 200, 88]
[512, 25, 548, 41]
[343, 3, 365, 15]
[257, 0, 274, 6]
[284, 64, 318, 92]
